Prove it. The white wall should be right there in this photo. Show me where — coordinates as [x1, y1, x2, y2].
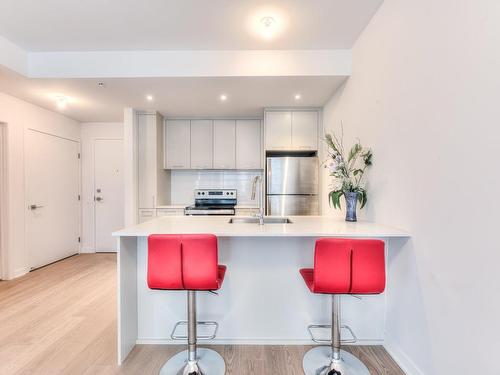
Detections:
[170, 170, 262, 207]
[321, 1, 500, 374]
[0, 92, 80, 279]
[80, 122, 123, 253]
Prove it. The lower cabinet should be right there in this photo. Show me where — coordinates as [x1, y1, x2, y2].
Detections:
[156, 208, 184, 216]
[138, 209, 156, 223]
[139, 208, 185, 223]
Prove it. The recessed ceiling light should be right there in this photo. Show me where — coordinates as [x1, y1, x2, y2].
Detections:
[220, 94, 227, 102]
[260, 16, 276, 39]
[54, 95, 68, 109]
[146, 95, 154, 101]
[294, 94, 301, 100]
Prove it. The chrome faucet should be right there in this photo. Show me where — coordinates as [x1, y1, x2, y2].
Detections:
[251, 175, 264, 225]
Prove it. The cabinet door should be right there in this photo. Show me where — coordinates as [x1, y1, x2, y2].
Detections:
[138, 209, 156, 223]
[265, 111, 292, 150]
[165, 120, 190, 169]
[213, 120, 236, 169]
[190, 120, 213, 169]
[236, 120, 261, 169]
[138, 114, 157, 208]
[292, 111, 318, 150]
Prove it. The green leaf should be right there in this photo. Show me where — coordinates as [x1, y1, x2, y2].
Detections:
[348, 143, 362, 162]
[353, 168, 364, 176]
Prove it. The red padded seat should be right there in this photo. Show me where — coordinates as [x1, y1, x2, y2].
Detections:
[300, 238, 385, 295]
[148, 234, 226, 291]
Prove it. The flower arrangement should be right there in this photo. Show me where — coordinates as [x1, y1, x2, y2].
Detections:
[324, 127, 373, 214]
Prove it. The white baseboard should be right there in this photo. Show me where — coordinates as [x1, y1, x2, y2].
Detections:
[383, 336, 424, 375]
[136, 338, 384, 346]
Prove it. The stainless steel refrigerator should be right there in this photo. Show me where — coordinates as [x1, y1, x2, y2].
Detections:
[266, 156, 319, 216]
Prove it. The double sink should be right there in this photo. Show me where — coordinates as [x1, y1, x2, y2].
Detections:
[228, 217, 293, 224]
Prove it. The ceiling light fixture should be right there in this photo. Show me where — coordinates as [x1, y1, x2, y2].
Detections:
[55, 95, 68, 109]
[260, 16, 276, 39]
[294, 94, 301, 100]
[220, 94, 227, 102]
[146, 95, 154, 101]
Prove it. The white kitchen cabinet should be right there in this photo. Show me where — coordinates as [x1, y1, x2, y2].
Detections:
[236, 120, 261, 169]
[165, 120, 190, 169]
[156, 208, 184, 216]
[265, 111, 292, 150]
[138, 209, 156, 223]
[190, 120, 213, 169]
[292, 111, 318, 150]
[265, 110, 319, 151]
[213, 120, 236, 169]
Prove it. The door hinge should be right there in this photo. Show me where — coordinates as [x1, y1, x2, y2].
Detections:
[78, 237, 81, 243]
[78, 194, 81, 201]
[77, 153, 81, 159]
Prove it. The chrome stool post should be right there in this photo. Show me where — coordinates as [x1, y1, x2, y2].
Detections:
[159, 291, 225, 375]
[303, 295, 370, 375]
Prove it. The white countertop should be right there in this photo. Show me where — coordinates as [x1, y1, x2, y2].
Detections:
[113, 215, 409, 238]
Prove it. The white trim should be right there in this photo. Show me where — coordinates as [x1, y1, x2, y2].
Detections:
[0, 123, 8, 280]
[0, 36, 28, 75]
[383, 335, 424, 375]
[136, 338, 384, 346]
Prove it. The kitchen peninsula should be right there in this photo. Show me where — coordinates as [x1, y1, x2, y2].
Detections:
[113, 215, 409, 364]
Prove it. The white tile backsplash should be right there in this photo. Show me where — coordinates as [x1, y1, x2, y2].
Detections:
[170, 170, 262, 206]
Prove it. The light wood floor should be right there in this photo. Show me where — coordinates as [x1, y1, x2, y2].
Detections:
[0, 254, 404, 375]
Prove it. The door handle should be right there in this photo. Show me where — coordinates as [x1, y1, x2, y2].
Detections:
[29, 204, 44, 210]
[95, 197, 103, 202]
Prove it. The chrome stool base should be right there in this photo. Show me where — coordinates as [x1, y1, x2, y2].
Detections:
[303, 346, 370, 375]
[159, 348, 226, 375]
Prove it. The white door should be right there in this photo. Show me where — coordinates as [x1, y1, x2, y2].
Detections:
[26, 130, 80, 269]
[94, 139, 124, 252]
[165, 120, 190, 169]
[291, 111, 318, 150]
[236, 120, 261, 169]
[213, 120, 235, 169]
[190, 120, 213, 169]
[265, 111, 292, 150]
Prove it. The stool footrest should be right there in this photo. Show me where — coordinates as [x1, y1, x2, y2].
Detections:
[170, 321, 219, 340]
[307, 324, 357, 344]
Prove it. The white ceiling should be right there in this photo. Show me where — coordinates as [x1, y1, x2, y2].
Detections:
[0, 67, 346, 122]
[0, 0, 382, 51]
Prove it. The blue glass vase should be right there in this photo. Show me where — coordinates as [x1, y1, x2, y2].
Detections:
[345, 192, 358, 222]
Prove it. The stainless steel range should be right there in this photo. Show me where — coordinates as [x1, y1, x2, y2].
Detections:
[184, 189, 237, 216]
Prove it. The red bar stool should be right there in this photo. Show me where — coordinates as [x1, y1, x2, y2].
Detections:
[148, 234, 227, 375]
[300, 238, 385, 375]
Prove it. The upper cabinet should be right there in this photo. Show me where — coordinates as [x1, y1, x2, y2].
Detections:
[291, 111, 318, 150]
[190, 120, 213, 169]
[265, 111, 292, 150]
[164, 120, 190, 169]
[213, 120, 236, 169]
[163, 118, 262, 170]
[265, 110, 319, 151]
[236, 120, 261, 169]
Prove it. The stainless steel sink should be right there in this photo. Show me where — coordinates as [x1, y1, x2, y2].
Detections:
[228, 217, 293, 224]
